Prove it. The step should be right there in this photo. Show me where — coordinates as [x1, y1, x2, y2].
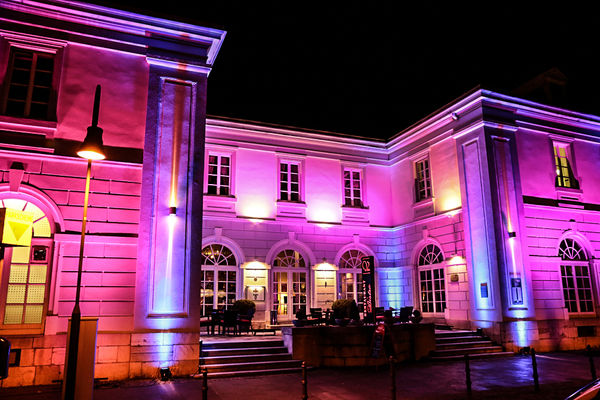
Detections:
[194, 366, 303, 379]
[203, 359, 303, 373]
[201, 340, 284, 350]
[431, 346, 506, 357]
[435, 340, 494, 350]
[429, 351, 515, 361]
[202, 346, 289, 357]
[201, 353, 292, 365]
[435, 330, 482, 338]
[435, 335, 490, 344]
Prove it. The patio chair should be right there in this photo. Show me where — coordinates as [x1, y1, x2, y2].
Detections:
[208, 310, 223, 335]
[309, 308, 323, 325]
[222, 310, 238, 335]
[398, 306, 413, 323]
[237, 311, 254, 334]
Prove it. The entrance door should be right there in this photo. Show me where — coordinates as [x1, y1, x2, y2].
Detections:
[200, 244, 238, 316]
[271, 249, 307, 322]
[337, 249, 367, 313]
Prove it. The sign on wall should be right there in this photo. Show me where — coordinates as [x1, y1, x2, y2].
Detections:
[361, 256, 376, 319]
[0, 208, 34, 247]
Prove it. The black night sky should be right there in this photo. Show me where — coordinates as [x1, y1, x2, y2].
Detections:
[97, 1, 599, 139]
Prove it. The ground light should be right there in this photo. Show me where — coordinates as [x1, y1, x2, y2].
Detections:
[63, 85, 106, 400]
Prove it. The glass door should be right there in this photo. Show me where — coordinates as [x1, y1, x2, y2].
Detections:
[271, 249, 307, 322]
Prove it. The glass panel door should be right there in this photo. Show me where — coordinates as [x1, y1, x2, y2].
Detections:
[201, 268, 236, 315]
[273, 271, 307, 320]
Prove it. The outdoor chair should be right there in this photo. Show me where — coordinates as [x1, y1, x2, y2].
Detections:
[398, 306, 413, 323]
[208, 310, 223, 335]
[309, 308, 323, 325]
[237, 312, 254, 334]
[222, 309, 238, 335]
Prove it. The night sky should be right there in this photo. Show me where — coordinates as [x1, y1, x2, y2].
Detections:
[96, 1, 599, 139]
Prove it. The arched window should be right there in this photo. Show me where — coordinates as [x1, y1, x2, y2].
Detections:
[338, 249, 366, 312]
[200, 244, 237, 315]
[0, 198, 54, 332]
[417, 244, 446, 314]
[559, 238, 593, 313]
[272, 249, 307, 320]
[201, 243, 236, 266]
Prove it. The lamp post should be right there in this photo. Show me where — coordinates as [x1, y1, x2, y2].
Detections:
[63, 85, 106, 400]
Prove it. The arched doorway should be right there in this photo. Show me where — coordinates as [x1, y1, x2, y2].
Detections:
[558, 237, 593, 314]
[337, 249, 366, 312]
[200, 243, 238, 316]
[417, 243, 446, 315]
[0, 198, 54, 334]
[271, 249, 308, 321]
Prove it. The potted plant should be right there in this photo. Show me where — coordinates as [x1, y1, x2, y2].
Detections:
[331, 299, 353, 326]
[293, 308, 307, 327]
[232, 299, 256, 317]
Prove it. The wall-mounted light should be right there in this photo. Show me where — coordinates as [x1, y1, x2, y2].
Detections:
[159, 367, 172, 381]
[508, 231, 517, 238]
[451, 112, 460, 121]
[169, 206, 177, 215]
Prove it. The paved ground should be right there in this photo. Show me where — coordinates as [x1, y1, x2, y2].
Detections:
[0, 352, 595, 399]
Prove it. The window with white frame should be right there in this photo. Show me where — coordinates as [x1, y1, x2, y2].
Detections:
[338, 249, 366, 312]
[0, 198, 54, 333]
[206, 154, 231, 196]
[559, 238, 593, 313]
[200, 244, 237, 316]
[279, 161, 301, 202]
[553, 142, 579, 190]
[343, 168, 363, 207]
[272, 250, 307, 320]
[414, 157, 432, 202]
[1, 48, 56, 120]
[417, 244, 446, 313]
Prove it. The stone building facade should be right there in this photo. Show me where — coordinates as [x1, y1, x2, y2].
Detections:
[1, 0, 600, 389]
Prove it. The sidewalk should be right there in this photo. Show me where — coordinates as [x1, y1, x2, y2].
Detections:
[0, 352, 594, 399]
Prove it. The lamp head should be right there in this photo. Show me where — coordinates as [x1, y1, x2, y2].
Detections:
[77, 126, 105, 160]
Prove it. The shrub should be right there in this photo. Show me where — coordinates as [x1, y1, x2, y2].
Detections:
[331, 299, 353, 318]
[233, 299, 256, 316]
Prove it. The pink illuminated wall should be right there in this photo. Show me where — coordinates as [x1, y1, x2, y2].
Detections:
[56, 44, 149, 150]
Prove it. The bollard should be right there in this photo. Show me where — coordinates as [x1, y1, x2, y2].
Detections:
[465, 353, 472, 396]
[531, 348, 540, 392]
[587, 345, 597, 380]
[301, 361, 308, 400]
[202, 367, 208, 400]
[389, 356, 396, 400]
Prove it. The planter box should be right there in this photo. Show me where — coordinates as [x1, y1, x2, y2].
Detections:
[284, 323, 435, 367]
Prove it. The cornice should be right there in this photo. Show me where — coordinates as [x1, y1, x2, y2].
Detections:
[0, 0, 226, 66]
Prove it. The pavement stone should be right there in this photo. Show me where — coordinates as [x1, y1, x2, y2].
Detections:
[0, 352, 595, 399]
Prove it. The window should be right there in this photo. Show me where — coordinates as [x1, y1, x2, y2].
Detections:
[206, 154, 231, 196]
[415, 157, 432, 202]
[338, 249, 366, 312]
[417, 244, 446, 313]
[279, 161, 300, 201]
[2, 48, 55, 120]
[343, 168, 363, 207]
[0, 198, 53, 333]
[272, 250, 307, 320]
[200, 244, 237, 315]
[553, 142, 579, 189]
[559, 238, 593, 313]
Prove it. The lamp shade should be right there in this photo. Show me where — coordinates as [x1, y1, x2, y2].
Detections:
[77, 126, 105, 160]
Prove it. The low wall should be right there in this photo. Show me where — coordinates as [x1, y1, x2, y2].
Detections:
[283, 323, 435, 367]
[0, 332, 199, 388]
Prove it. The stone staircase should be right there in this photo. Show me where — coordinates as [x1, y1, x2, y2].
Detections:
[429, 329, 514, 361]
[198, 339, 303, 378]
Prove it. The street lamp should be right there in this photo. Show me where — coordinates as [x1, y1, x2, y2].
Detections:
[63, 85, 105, 400]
